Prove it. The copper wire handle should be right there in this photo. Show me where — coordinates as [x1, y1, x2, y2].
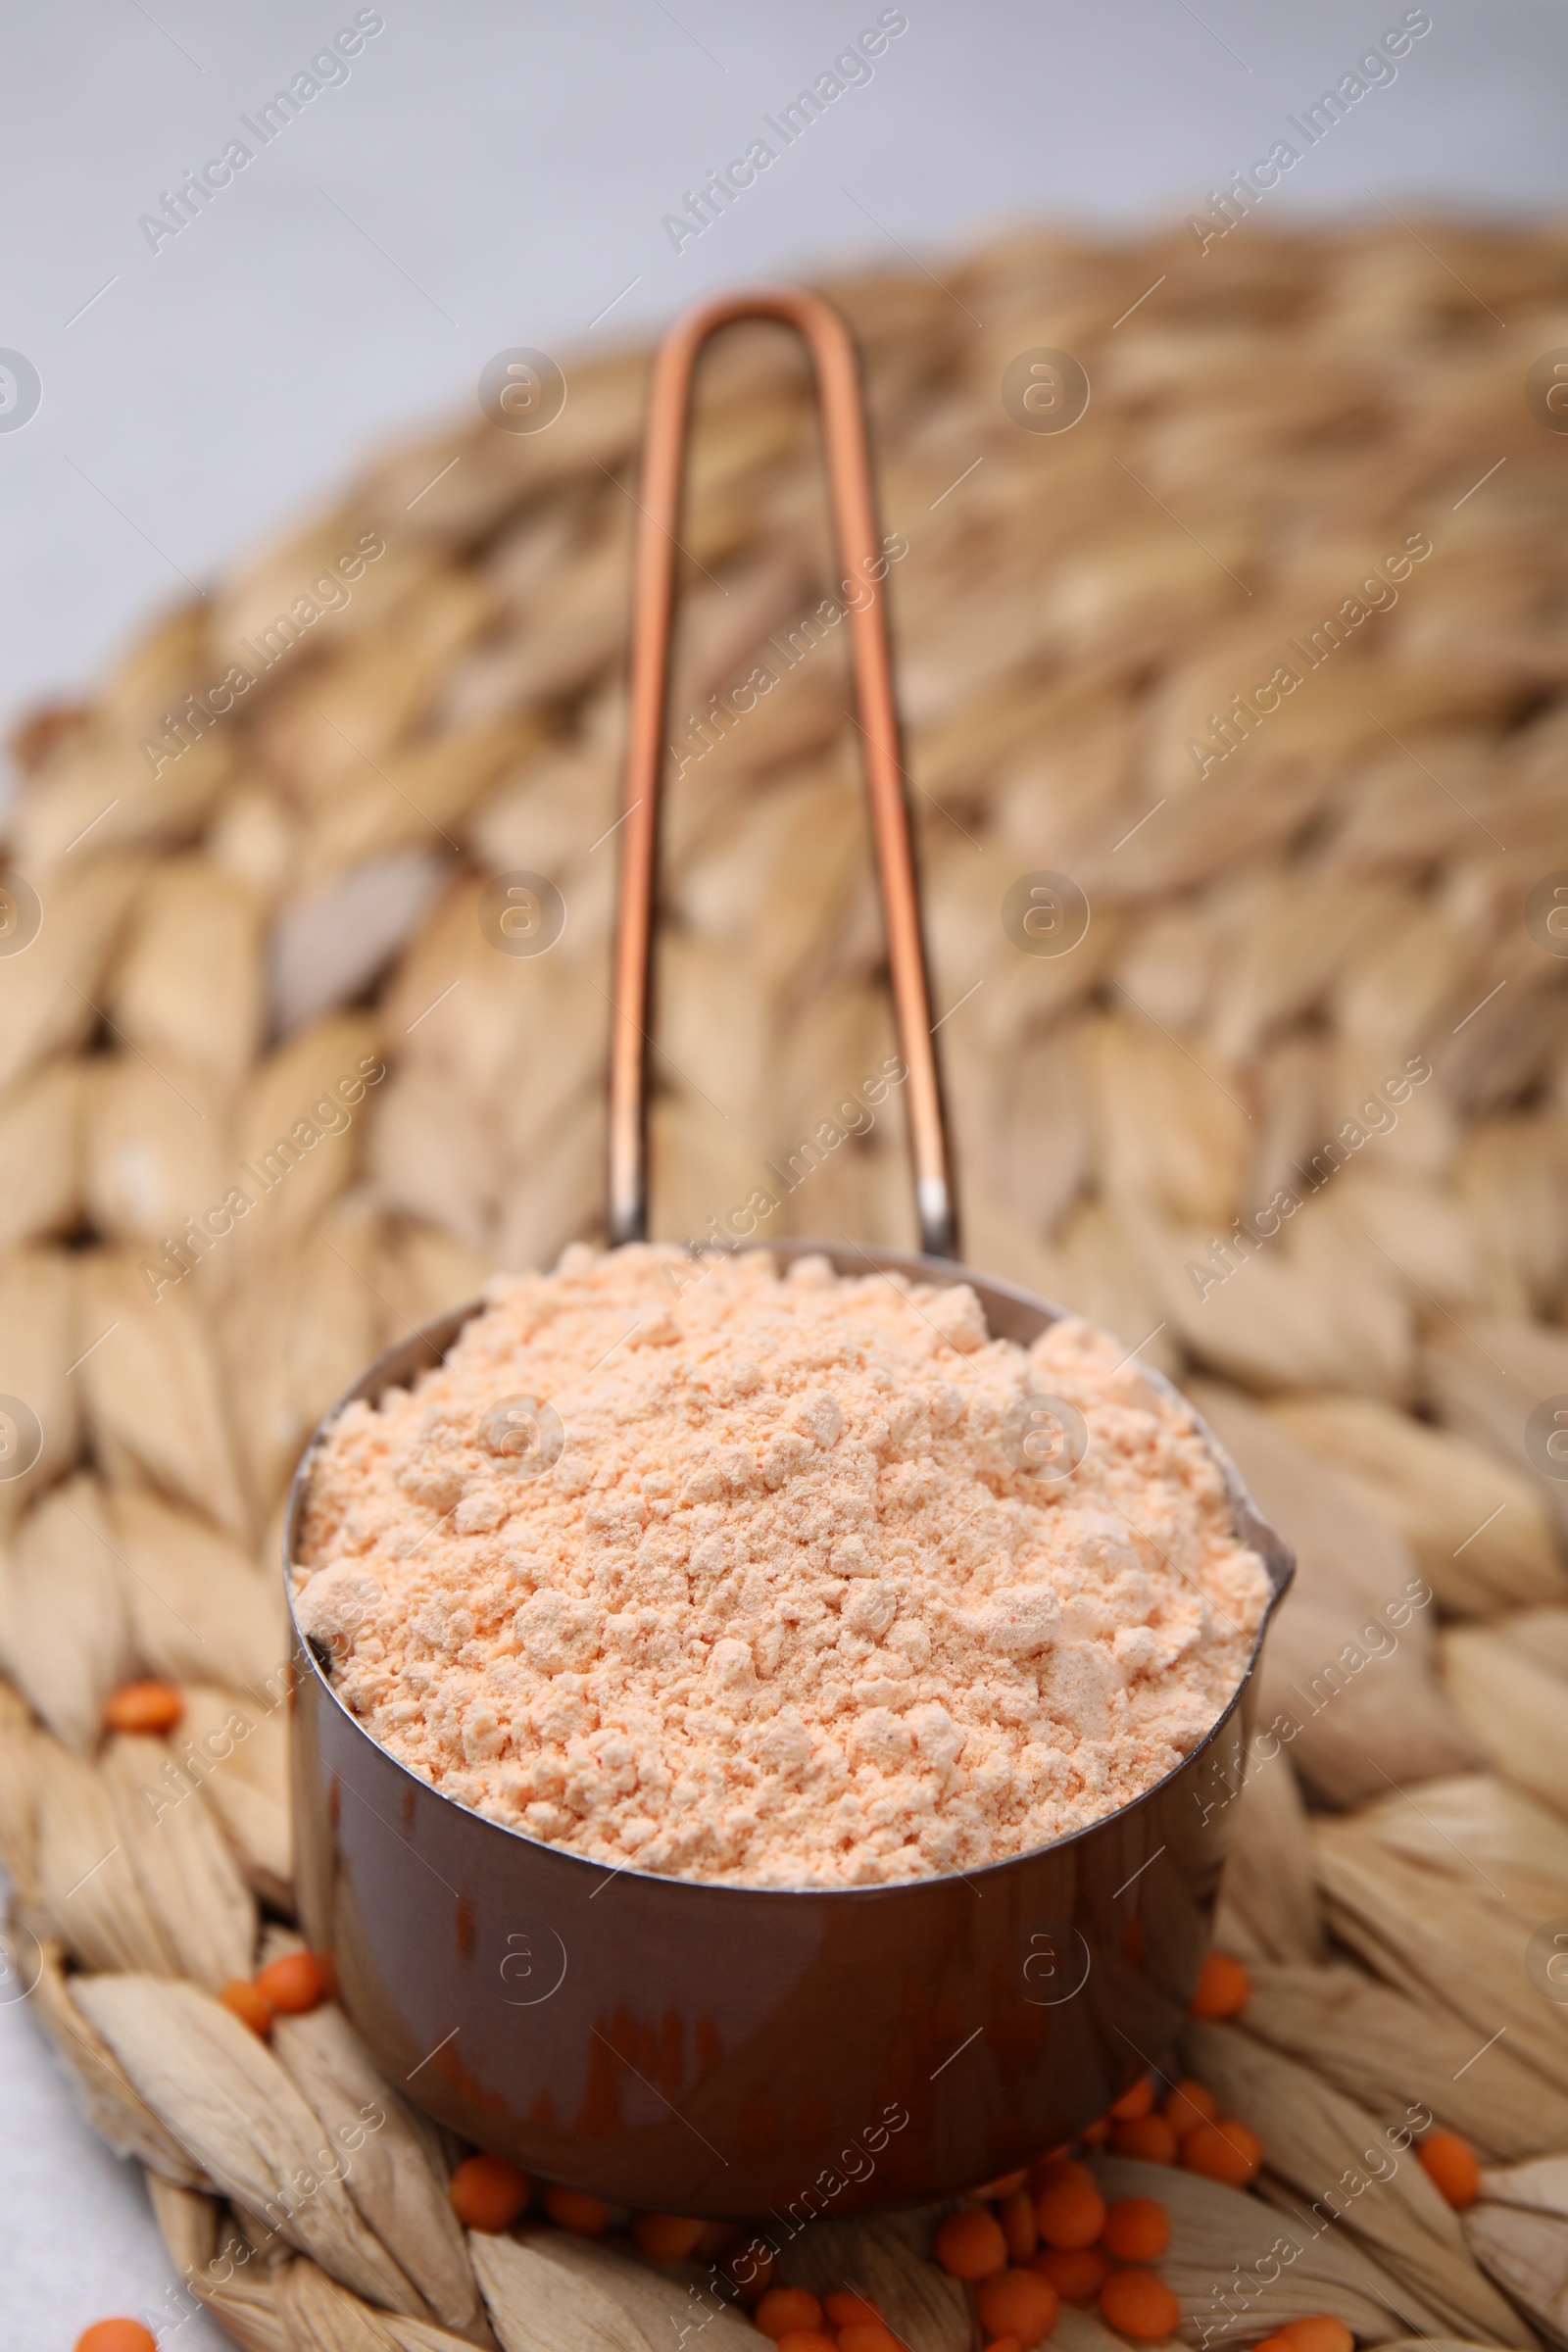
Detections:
[608, 283, 956, 1258]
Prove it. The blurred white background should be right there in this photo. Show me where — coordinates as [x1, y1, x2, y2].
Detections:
[4, 1, 1567, 751]
[2, 3, 1564, 2341]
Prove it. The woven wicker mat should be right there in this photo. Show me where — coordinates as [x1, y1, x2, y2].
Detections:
[4, 221, 1568, 2350]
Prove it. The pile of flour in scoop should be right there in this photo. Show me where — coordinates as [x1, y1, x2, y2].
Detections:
[295, 1246, 1270, 1886]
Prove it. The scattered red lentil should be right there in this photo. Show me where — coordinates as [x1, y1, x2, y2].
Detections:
[1418, 2132, 1481, 2209]
[736, 2252, 776, 2302]
[1101, 2196, 1171, 2264]
[975, 2267, 1059, 2347]
[838, 2327, 904, 2352]
[1181, 2119, 1262, 2187]
[1161, 2079, 1218, 2139]
[756, 2288, 824, 2341]
[1000, 2185, 1038, 2261]
[632, 2214, 705, 2263]
[543, 2184, 610, 2233]
[1100, 2268, 1181, 2341]
[1030, 2246, 1110, 2301]
[935, 2207, 1008, 2279]
[103, 1681, 183, 1736]
[217, 1979, 273, 2036]
[253, 1950, 327, 2015]
[1278, 2320, 1354, 2352]
[1035, 2175, 1106, 2250]
[449, 2153, 529, 2232]
[1189, 1950, 1250, 2020]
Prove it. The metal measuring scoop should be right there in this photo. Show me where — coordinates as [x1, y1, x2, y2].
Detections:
[285, 285, 1294, 2219]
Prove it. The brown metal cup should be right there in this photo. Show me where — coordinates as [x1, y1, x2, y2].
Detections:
[286, 1241, 1293, 2219]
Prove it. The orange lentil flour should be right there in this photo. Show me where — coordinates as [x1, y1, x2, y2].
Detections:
[294, 1247, 1268, 1886]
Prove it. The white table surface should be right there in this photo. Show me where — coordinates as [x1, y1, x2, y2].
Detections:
[4, 2, 1567, 2341]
